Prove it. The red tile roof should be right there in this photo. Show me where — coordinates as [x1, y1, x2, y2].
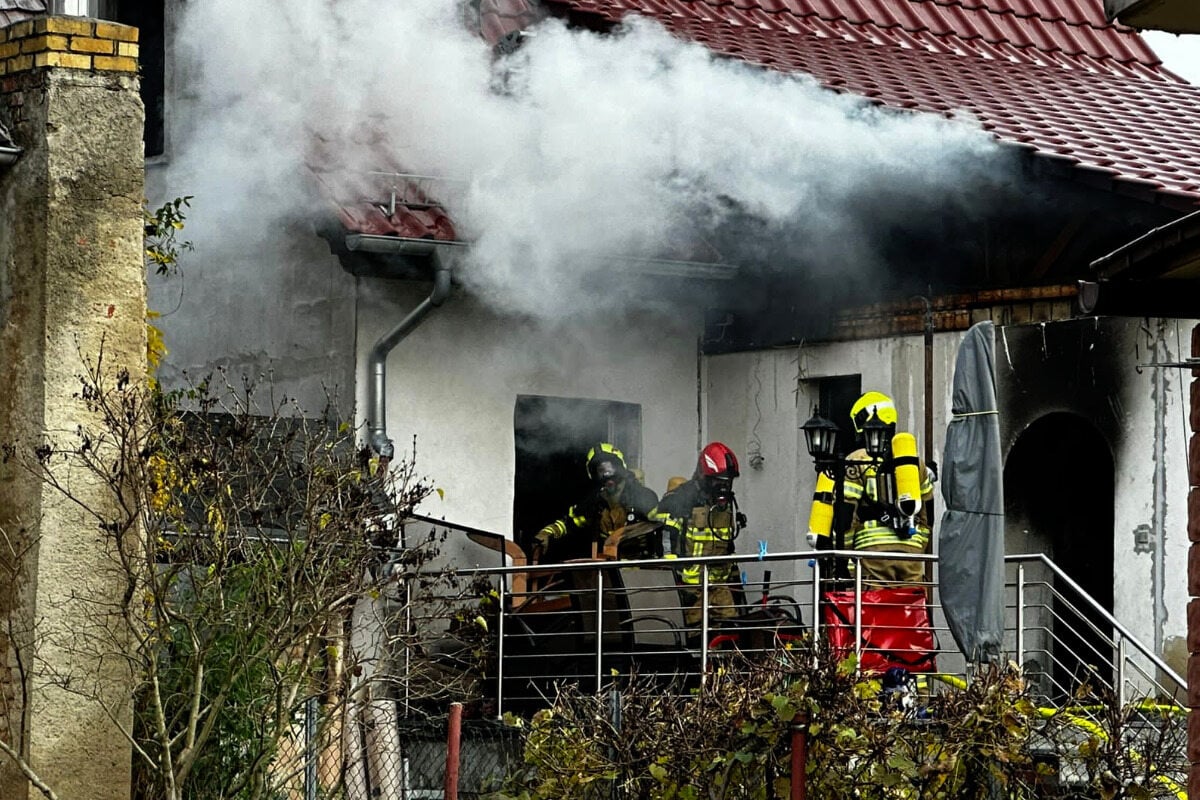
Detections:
[549, 0, 1200, 205]
[339, 0, 1200, 244]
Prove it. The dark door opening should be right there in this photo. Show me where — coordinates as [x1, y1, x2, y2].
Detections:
[1004, 412, 1114, 696]
[513, 395, 641, 558]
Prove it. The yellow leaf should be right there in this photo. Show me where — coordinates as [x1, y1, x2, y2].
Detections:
[436, 487, 445, 500]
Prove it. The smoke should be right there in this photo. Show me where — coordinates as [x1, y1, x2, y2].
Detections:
[169, 0, 1005, 317]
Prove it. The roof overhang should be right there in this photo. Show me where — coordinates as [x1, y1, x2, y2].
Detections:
[1079, 208, 1200, 317]
[1105, 0, 1200, 33]
[1089, 209, 1200, 280]
[321, 227, 741, 283]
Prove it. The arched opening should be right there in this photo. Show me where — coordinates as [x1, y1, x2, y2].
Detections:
[1004, 412, 1114, 697]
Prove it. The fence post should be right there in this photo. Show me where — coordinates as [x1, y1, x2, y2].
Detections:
[609, 688, 622, 800]
[304, 696, 318, 800]
[445, 702, 463, 800]
[790, 710, 809, 800]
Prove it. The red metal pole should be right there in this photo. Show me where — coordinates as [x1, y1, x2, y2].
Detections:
[445, 701, 463, 800]
[790, 711, 809, 800]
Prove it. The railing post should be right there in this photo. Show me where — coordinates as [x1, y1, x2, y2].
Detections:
[853, 557, 863, 677]
[811, 554, 820, 642]
[700, 565, 710, 685]
[596, 567, 604, 693]
[1015, 562, 1025, 669]
[1116, 637, 1126, 707]
[495, 580, 506, 718]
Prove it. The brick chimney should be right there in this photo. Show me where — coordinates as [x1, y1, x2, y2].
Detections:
[0, 15, 144, 800]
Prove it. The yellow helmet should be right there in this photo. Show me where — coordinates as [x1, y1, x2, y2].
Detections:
[585, 442, 626, 481]
[850, 391, 897, 433]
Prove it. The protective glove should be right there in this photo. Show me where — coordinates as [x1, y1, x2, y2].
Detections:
[805, 532, 819, 548]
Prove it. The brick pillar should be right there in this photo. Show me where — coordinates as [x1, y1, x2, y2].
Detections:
[0, 16, 144, 800]
[1189, 325, 1200, 798]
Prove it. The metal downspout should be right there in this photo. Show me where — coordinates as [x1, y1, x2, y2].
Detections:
[367, 260, 452, 460]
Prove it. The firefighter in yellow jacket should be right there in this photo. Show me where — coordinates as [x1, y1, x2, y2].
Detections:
[532, 443, 658, 563]
[841, 391, 935, 587]
[650, 442, 745, 625]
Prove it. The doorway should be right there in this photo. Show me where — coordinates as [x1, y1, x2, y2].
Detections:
[513, 395, 641, 557]
[1004, 412, 1114, 696]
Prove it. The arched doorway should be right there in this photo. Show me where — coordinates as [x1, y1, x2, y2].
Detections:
[1004, 412, 1114, 697]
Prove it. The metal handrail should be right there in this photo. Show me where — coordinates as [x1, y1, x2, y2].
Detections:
[1005, 552, 1185, 693]
[401, 545, 1184, 719]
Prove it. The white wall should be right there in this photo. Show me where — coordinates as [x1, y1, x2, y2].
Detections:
[1109, 318, 1192, 675]
[701, 332, 964, 590]
[355, 279, 703, 543]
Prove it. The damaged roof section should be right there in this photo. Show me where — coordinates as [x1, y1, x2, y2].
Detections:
[547, 0, 1200, 207]
[330, 0, 1200, 263]
[0, 0, 43, 27]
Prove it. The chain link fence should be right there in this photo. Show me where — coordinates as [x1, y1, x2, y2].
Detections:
[284, 699, 524, 800]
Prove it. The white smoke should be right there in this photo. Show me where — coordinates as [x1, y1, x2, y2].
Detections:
[168, 0, 1003, 316]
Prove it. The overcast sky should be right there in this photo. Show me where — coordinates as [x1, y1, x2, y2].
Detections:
[1141, 31, 1200, 84]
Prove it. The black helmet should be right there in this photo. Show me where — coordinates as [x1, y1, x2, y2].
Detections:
[586, 443, 627, 491]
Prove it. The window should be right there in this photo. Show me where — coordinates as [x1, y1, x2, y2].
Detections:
[813, 374, 862, 457]
[114, 0, 164, 157]
[513, 395, 641, 556]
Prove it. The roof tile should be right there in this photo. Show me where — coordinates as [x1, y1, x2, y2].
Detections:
[554, 0, 1200, 205]
[340, 0, 1200, 241]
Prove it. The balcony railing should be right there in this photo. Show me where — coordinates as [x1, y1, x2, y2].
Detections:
[397, 542, 1184, 717]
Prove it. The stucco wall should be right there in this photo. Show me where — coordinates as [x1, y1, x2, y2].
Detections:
[703, 319, 1191, 673]
[703, 333, 963, 589]
[354, 281, 703, 546]
[995, 317, 1192, 671]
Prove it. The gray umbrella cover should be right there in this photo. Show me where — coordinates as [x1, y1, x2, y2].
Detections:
[939, 321, 1005, 663]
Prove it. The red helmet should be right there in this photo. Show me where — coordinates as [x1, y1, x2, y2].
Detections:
[697, 442, 739, 479]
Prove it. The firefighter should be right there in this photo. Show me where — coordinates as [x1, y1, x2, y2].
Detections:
[650, 442, 746, 625]
[842, 391, 935, 587]
[531, 442, 658, 563]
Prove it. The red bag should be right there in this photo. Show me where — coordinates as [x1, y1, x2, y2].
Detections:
[822, 587, 937, 673]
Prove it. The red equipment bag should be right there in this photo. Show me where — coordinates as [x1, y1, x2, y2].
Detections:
[822, 587, 937, 673]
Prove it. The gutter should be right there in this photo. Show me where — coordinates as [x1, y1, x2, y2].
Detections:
[346, 235, 459, 460]
[0, 145, 22, 168]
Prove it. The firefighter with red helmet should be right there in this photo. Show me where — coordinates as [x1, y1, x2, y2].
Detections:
[532, 442, 659, 563]
[842, 391, 935, 587]
[650, 442, 745, 625]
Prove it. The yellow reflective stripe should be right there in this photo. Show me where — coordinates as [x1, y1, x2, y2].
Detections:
[843, 482, 864, 500]
[680, 565, 737, 584]
[854, 525, 929, 549]
[652, 514, 684, 533]
[540, 519, 568, 540]
[686, 530, 733, 542]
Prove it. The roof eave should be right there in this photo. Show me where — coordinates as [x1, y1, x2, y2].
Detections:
[1089, 208, 1200, 279]
[1105, 0, 1200, 34]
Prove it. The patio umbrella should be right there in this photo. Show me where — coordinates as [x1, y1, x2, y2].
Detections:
[938, 320, 1004, 663]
